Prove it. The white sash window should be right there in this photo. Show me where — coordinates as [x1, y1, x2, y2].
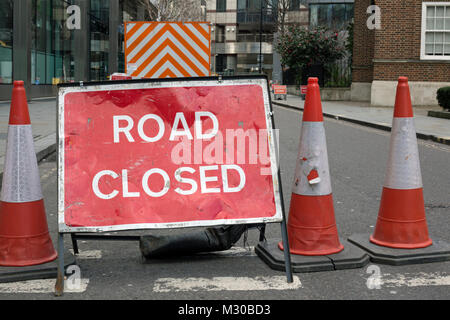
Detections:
[421, 2, 450, 60]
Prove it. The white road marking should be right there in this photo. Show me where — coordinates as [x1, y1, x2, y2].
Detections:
[69, 249, 102, 259]
[0, 279, 89, 294]
[381, 272, 450, 288]
[200, 246, 256, 257]
[153, 276, 302, 292]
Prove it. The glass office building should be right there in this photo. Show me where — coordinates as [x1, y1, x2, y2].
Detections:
[0, 0, 147, 100]
[309, 0, 354, 30]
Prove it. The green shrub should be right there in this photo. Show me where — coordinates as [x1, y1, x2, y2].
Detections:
[276, 26, 345, 84]
[437, 87, 450, 111]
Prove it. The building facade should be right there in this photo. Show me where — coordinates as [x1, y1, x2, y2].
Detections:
[352, 0, 450, 106]
[0, 0, 151, 100]
[207, 0, 354, 79]
[0, 0, 356, 100]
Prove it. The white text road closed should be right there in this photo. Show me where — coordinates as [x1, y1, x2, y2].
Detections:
[92, 165, 246, 199]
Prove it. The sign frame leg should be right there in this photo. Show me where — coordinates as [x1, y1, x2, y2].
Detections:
[258, 224, 266, 242]
[277, 168, 293, 283]
[279, 219, 293, 283]
[71, 233, 79, 255]
[267, 90, 293, 284]
[54, 232, 65, 296]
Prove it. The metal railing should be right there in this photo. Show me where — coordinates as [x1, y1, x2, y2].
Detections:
[236, 33, 274, 43]
[324, 57, 352, 88]
[213, 33, 275, 43]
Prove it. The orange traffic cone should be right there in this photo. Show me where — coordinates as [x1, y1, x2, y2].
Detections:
[0, 81, 57, 266]
[370, 77, 432, 249]
[256, 77, 369, 272]
[349, 77, 450, 266]
[279, 78, 344, 255]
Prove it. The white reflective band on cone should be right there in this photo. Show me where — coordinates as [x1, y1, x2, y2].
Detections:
[384, 118, 423, 190]
[0, 125, 43, 203]
[291, 122, 332, 196]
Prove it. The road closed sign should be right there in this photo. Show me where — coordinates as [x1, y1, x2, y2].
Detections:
[58, 77, 283, 232]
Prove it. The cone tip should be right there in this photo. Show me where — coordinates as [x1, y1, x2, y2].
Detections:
[394, 76, 413, 118]
[14, 80, 24, 88]
[9, 80, 30, 125]
[303, 77, 323, 122]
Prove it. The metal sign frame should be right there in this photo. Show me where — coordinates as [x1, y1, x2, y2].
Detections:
[54, 75, 292, 295]
[57, 77, 283, 232]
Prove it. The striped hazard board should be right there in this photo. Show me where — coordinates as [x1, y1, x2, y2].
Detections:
[124, 21, 211, 79]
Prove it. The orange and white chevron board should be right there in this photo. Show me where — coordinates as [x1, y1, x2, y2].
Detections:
[125, 22, 211, 79]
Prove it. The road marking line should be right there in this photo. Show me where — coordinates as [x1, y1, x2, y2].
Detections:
[69, 249, 102, 259]
[381, 272, 450, 288]
[153, 276, 302, 292]
[200, 246, 256, 257]
[0, 279, 89, 294]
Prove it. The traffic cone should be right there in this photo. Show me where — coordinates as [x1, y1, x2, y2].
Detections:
[0, 81, 57, 267]
[370, 77, 432, 249]
[255, 77, 369, 272]
[348, 77, 450, 266]
[279, 77, 344, 255]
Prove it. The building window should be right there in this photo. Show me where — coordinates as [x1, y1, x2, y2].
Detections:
[289, 0, 305, 11]
[217, 0, 227, 12]
[310, 3, 354, 30]
[0, 0, 13, 84]
[421, 2, 450, 60]
[90, 0, 110, 81]
[32, 0, 74, 85]
[215, 25, 225, 43]
[237, 0, 277, 24]
[216, 54, 226, 72]
[119, 0, 143, 73]
[238, 0, 264, 11]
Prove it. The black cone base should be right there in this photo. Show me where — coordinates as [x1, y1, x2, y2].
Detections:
[0, 249, 76, 283]
[255, 238, 370, 273]
[348, 233, 450, 266]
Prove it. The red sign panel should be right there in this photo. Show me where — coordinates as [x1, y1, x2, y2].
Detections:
[273, 85, 287, 95]
[111, 73, 132, 80]
[58, 78, 282, 232]
[301, 85, 308, 95]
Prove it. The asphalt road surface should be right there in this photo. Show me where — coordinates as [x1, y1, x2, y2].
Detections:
[1, 104, 449, 301]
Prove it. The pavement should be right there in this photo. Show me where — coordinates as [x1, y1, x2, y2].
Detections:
[0, 98, 57, 181]
[0, 94, 449, 180]
[272, 94, 450, 145]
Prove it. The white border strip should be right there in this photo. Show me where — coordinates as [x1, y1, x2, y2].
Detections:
[58, 78, 282, 233]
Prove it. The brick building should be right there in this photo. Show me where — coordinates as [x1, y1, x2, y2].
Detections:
[352, 0, 450, 106]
